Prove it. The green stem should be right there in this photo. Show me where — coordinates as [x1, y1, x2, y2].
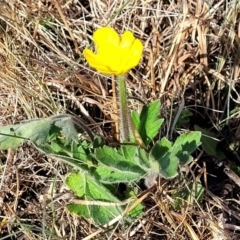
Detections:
[117, 75, 133, 142]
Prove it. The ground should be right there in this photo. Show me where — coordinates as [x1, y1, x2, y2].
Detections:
[0, 0, 240, 239]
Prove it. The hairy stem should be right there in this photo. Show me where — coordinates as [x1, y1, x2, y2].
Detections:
[117, 75, 133, 142]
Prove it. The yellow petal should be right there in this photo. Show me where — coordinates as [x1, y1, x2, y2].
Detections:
[83, 49, 113, 74]
[127, 39, 143, 68]
[120, 31, 135, 49]
[97, 45, 123, 69]
[93, 27, 120, 48]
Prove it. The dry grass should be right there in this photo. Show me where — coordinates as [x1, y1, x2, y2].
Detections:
[0, 0, 240, 239]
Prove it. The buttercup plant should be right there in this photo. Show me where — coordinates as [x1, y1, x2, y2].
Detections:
[84, 27, 143, 143]
[0, 27, 202, 226]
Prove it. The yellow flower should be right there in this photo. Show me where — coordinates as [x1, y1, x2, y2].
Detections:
[83, 27, 143, 75]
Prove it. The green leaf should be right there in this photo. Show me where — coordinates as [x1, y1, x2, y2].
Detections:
[159, 154, 179, 179]
[0, 115, 82, 150]
[67, 204, 91, 219]
[132, 100, 164, 146]
[50, 141, 63, 153]
[95, 146, 145, 174]
[194, 125, 225, 160]
[48, 154, 91, 172]
[66, 172, 86, 197]
[71, 140, 91, 162]
[53, 116, 79, 144]
[172, 131, 201, 166]
[66, 172, 122, 225]
[120, 144, 138, 162]
[95, 166, 143, 184]
[150, 138, 179, 179]
[173, 131, 201, 154]
[151, 137, 172, 159]
[0, 118, 51, 149]
[134, 147, 151, 171]
[127, 190, 144, 218]
[40, 140, 94, 172]
[120, 145, 151, 171]
[95, 145, 152, 183]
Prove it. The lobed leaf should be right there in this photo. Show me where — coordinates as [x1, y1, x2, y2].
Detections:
[95, 165, 143, 184]
[95, 146, 145, 174]
[132, 100, 164, 146]
[0, 115, 81, 150]
[66, 172, 122, 225]
[150, 138, 179, 179]
[172, 131, 201, 166]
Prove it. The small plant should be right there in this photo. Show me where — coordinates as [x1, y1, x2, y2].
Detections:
[0, 27, 201, 226]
